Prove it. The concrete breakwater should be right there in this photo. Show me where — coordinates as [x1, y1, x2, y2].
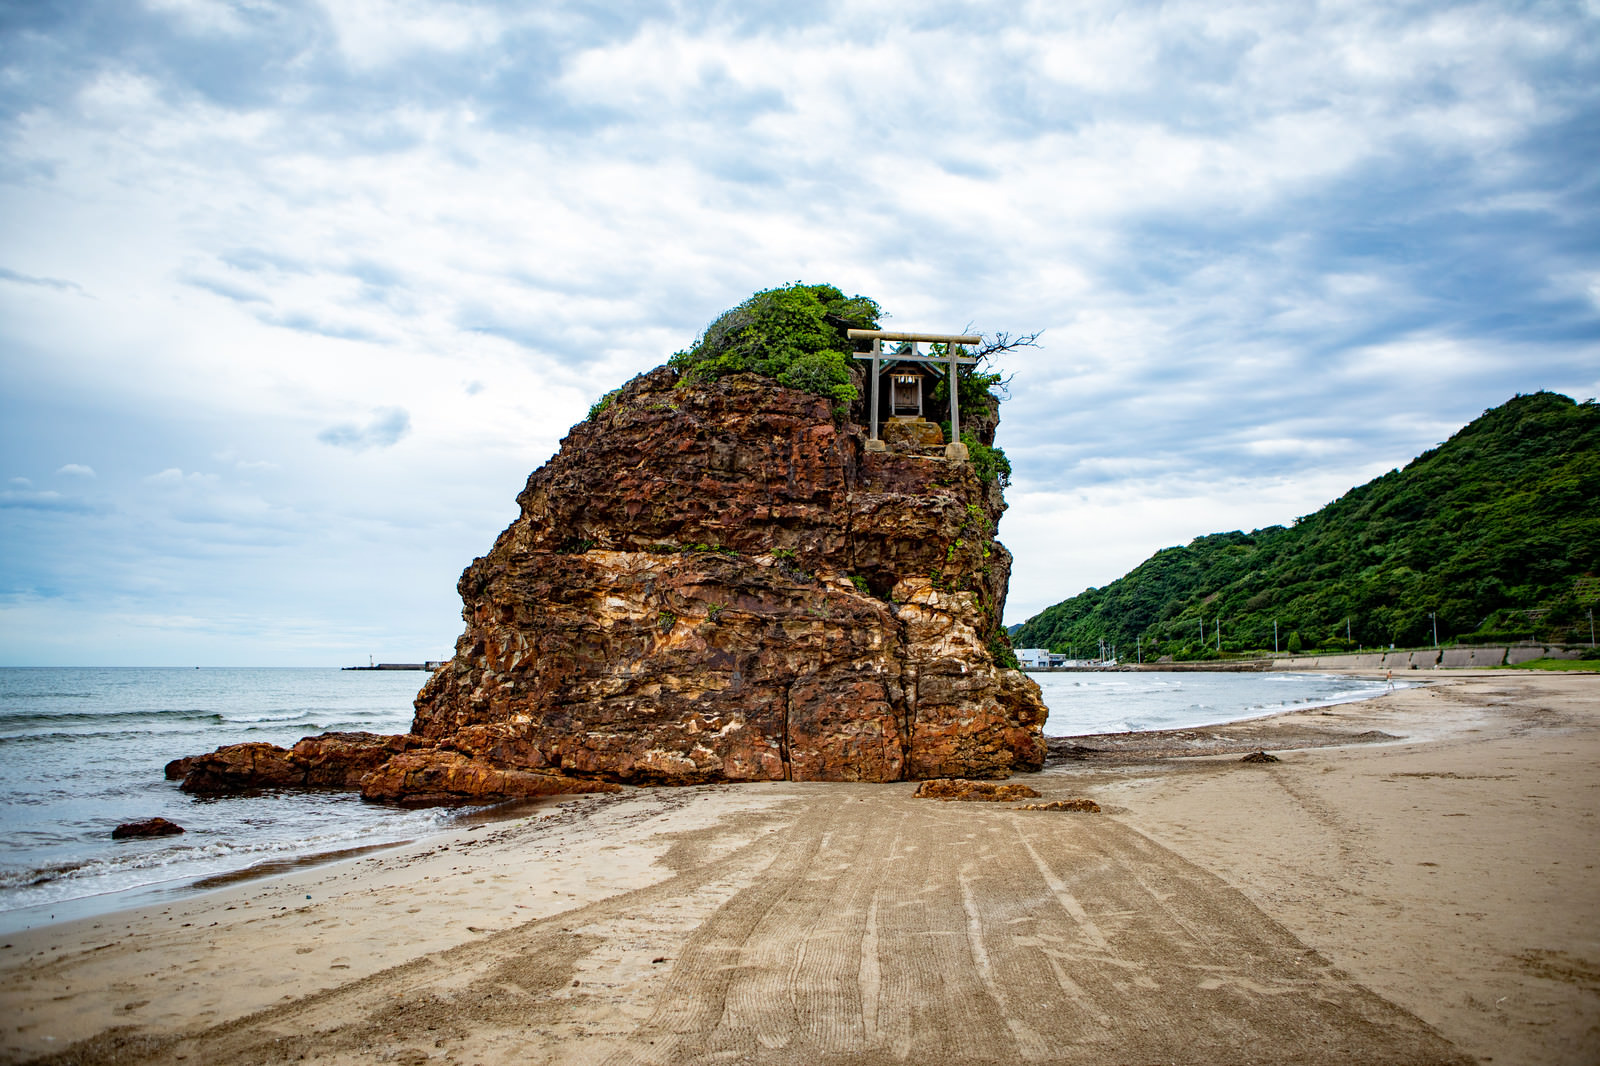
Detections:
[1026, 660, 1277, 673]
[341, 661, 447, 671]
[1023, 645, 1593, 673]
[1269, 644, 1591, 671]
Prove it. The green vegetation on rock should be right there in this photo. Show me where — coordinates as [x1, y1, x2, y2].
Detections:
[668, 283, 881, 409]
[597, 284, 1024, 502]
[962, 431, 1012, 487]
[1012, 392, 1600, 659]
[587, 388, 621, 421]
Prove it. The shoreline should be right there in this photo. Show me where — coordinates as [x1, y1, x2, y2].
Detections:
[1, 672, 1595, 1065]
[0, 672, 1483, 935]
[0, 796, 567, 939]
[1036, 664, 1403, 740]
[1, 670, 1390, 933]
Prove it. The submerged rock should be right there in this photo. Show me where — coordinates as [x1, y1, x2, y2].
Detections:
[169, 361, 1047, 803]
[112, 817, 185, 839]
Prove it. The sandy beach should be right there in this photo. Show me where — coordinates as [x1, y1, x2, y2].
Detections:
[2, 671, 1595, 1065]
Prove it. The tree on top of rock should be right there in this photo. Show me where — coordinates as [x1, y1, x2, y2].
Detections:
[668, 282, 881, 409]
[625, 282, 1038, 489]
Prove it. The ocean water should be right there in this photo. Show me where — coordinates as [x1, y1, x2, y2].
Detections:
[0, 668, 456, 933]
[1033, 670, 1396, 737]
[0, 667, 1394, 931]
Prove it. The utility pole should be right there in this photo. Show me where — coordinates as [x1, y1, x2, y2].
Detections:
[1216, 618, 1221, 653]
[1274, 619, 1279, 654]
[1590, 608, 1595, 648]
[1430, 611, 1438, 649]
[1136, 635, 1141, 664]
[1199, 617, 1204, 645]
[1346, 617, 1351, 643]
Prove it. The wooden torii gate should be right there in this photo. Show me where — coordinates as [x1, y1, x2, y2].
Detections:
[848, 329, 980, 460]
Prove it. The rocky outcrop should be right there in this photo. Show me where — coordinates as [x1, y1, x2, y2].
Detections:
[177, 733, 426, 795]
[168, 364, 1047, 803]
[171, 731, 616, 804]
[294, 732, 429, 788]
[358, 751, 620, 806]
[178, 741, 304, 793]
[410, 367, 1046, 786]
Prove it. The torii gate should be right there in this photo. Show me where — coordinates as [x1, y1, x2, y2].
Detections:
[848, 329, 980, 460]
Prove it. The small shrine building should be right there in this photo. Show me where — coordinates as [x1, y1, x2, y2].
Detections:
[849, 329, 980, 460]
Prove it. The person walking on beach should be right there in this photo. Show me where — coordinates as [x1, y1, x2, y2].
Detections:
[1386, 669, 1394, 691]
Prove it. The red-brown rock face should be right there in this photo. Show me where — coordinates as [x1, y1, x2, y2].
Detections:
[411, 367, 1047, 784]
[167, 366, 1047, 803]
[358, 751, 621, 806]
[177, 732, 430, 795]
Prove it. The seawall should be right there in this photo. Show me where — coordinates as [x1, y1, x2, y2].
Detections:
[1267, 644, 1590, 671]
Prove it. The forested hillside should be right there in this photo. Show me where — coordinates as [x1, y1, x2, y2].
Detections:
[1012, 392, 1599, 659]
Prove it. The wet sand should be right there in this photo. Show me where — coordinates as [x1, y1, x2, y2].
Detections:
[1, 671, 1595, 1065]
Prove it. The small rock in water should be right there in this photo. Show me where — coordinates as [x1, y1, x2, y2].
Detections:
[163, 756, 197, 781]
[112, 817, 185, 839]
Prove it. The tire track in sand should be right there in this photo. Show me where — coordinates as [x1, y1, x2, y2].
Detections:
[35, 786, 1474, 1066]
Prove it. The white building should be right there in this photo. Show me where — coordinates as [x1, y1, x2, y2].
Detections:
[1017, 648, 1077, 669]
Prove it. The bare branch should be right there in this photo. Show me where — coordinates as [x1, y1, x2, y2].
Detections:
[974, 330, 1044, 361]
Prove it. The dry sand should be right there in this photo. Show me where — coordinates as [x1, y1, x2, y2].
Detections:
[1, 671, 1595, 1065]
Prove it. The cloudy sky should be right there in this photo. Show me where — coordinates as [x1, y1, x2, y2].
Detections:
[2, 0, 1596, 665]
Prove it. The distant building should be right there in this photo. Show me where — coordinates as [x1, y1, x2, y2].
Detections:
[1017, 648, 1073, 669]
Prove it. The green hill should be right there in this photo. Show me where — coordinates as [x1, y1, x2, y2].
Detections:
[1012, 392, 1600, 659]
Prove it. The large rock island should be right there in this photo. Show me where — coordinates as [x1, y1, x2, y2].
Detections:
[170, 286, 1047, 803]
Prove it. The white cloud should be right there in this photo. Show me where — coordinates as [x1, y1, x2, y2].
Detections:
[319, 0, 515, 70]
[0, 488, 98, 513]
[54, 463, 96, 477]
[1241, 437, 1356, 459]
[317, 407, 413, 451]
[145, 468, 219, 485]
[0, 0, 1595, 661]
[0, 267, 87, 294]
[143, 0, 257, 36]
